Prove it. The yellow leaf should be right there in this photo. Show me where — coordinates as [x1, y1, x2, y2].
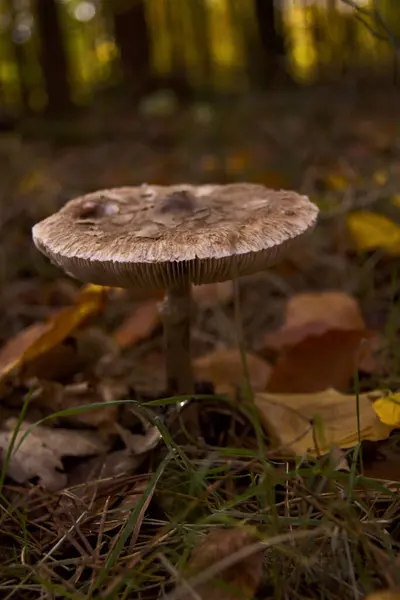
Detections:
[22, 285, 108, 363]
[373, 170, 388, 186]
[390, 194, 400, 208]
[0, 284, 110, 381]
[326, 173, 348, 190]
[255, 388, 392, 457]
[373, 394, 400, 427]
[347, 211, 400, 255]
[18, 169, 47, 194]
[365, 590, 400, 600]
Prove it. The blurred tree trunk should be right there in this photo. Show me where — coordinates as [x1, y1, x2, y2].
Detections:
[160, 0, 192, 101]
[191, 0, 213, 91]
[35, 0, 72, 116]
[113, 0, 151, 97]
[253, 0, 287, 84]
[13, 44, 30, 114]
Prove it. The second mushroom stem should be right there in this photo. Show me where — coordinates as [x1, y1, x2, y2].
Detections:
[163, 283, 194, 396]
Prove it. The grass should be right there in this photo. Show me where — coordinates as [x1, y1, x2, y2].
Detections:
[0, 391, 398, 599]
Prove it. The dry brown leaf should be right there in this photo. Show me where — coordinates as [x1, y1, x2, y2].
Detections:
[33, 380, 119, 429]
[193, 349, 271, 398]
[266, 329, 374, 393]
[255, 388, 392, 457]
[363, 439, 400, 482]
[364, 590, 400, 600]
[68, 449, 144, 487]
[114, 299, 161, 349]
[263, 292, 382, 385]
[192, 281, 233, 309]
[0, 284, 109, 382]
[0, 418, 108, 491]
[114, 423, 161, 454]
[182, 527, 263, 600]
[264, 291, 365, 349]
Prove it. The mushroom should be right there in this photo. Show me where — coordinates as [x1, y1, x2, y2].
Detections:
[32, 183, 319, 396]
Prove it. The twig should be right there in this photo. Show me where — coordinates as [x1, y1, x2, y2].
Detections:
[339, 0, 400, 67]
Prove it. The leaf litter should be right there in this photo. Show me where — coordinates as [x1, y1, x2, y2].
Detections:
[0, 418, 108, 491]
[1, 90, 400, 598]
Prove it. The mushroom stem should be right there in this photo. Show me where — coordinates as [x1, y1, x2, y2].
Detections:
[163, 283, 194, 395]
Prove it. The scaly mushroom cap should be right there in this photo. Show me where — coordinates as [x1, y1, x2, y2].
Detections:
[32, 183, 319, 288]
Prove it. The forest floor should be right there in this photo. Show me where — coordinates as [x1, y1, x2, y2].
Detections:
[0, 86, 399, 599]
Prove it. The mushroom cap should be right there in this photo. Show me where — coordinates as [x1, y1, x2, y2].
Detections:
[32, 183, 319, 288]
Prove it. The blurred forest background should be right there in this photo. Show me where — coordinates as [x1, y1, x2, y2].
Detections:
[0, 0, 399, 124]
[1, 0, 400, 320]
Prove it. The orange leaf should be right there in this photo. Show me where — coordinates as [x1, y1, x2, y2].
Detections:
[264, 291, 365, 350]
[264, 291, 383, 377]
[266, 329, 374, 394]
[225, 152, 250, 174]
[114, 300, 160, 349]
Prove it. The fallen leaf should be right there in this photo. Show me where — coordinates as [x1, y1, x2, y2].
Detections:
[114, 423, 161, 455]
[0, 284, 110, 382]
[0, 418, 108, 491]
[347, 211, 400, 255]
[113, 299, 160, 349]
[18, 165, 60, 196]
[326, 172, 349, 190]
[373, 170, 389, 186]
[264, 292, 382, 380]
[264, 291, 365, 349]
[33, 380, 120, 429]
[193, 349, 271, 398]
[390, 194, 400, 209]
[364, 589, 400, 600]
[0, 323, 49, 379]
[255, 388, 392, 456]
[68, 449, 145, 487]
[192, 281, 233, 309]
[373, 393, 400, 427]
[266, 329, 374, 393]
[182, 527, 263, 600]
[22, 284, 109, 364]
[328, 446, 350, 472]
